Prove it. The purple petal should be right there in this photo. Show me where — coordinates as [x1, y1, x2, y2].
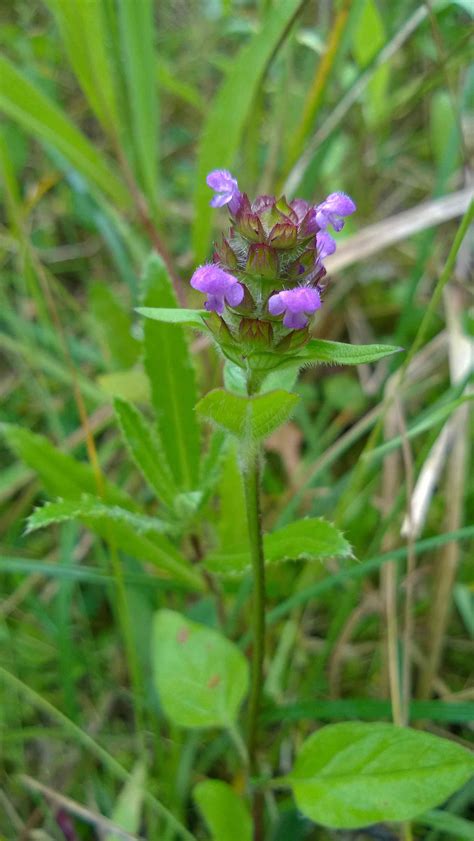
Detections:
[315, 191, 356, 231]
[280, 287, 321, 314]
[225, 282, 244, 307]
[316, 230, 336, 262]
[283, 310, 309, 330]
[268, 292, 285, 316]
[205, 294, 225, 314]
[206, 169, 238, 193]
[210, 193, 231, 208]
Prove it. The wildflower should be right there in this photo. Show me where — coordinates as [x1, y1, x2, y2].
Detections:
[268, 287, 321, 330]
[315, 192, 356, 232]
[190, 264, 244, 314]
[206, 169, 242, 215]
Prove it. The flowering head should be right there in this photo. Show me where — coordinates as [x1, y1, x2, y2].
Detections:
[191, 171, 356, 370]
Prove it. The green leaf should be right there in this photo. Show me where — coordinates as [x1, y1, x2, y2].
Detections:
[193, 0, 305, 261]
[90, 284, 140, 370]
[416, 809, 474, 841]
[27, 498, 202, 591]
[216, 442, 248, 552]
[142, 255, 201, 489]
[43, 0, 120, 137]
[117, 0, 159, 208]
[106, 761, 146, 841]
[205, 517, 352, 575]
[136, 307, 208, 328]
[114, 398, 177, 508]
[196, 388, 300, 442]
[352, 0, 389, 124]
[296, 339, 402, 366]
[0, 55, 127, 206]
[0, 424, 135, 510]
[152, 609, 249, 728]
[287, 722, 474, 829]
[193, 780, 252, 841]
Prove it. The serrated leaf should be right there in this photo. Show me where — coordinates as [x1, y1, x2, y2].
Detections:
[216, 442, 248, 551]
[152, 609, 249, 728]
[205, 518, 352, 575]
[27, 498, 202, 591]
[196, 388, 300, 442]
[193, 780, 252, 841]
[193, 0, 304, 261]
[142, 255, 201, 489]
[114, 398, 177, 508]
[287, 722, 474, 829]
[0, 423, 135, 510]
[297, 339, 402, 366]
[0, 55, 127, 206]
[136, 307, 208, 327]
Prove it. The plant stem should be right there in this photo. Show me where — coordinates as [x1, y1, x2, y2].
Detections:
[243, 449, 266, 774]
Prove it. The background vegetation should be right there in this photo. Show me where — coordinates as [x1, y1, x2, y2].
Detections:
[0, 0, 472, 839]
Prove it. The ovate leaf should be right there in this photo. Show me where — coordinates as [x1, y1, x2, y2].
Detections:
[1, 424, 135, 510]
[136, 307, 208, 328]
[27, 498, 202, 591]
[296, 339, 402, 366]
[196, 389, 300, 442]
[287, 722, 474, 829]
[205, 517, 351, 575]
[193, 780, 252, 841]
[114, 398, 176, 508]
[152, 609, 249, 728]
[142, 255, 201, 489]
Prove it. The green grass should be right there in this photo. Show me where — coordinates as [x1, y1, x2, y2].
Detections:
[0, 1, 473, 839]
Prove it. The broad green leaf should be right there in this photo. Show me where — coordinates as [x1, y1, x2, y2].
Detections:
[142, 255, 201, 489]
[193, 780, 252, 841]
[296, 339, 401, 366]
[0, 424, 135, 510]
[205, 517, 352, 575]
[136, 307, 208, 328]
[117, 0, 159, 209]
[114, 398, 177, 508]
[90, 284, 140, 370]
[27, 498, 202, 591]
[196, 389, 300, 442]
[0, 56, 127, 206]
[152, 609, 249, 728]
[287, 722, 474, 829]
[193, 0, 305, 261]
[106, 761, 146, 841]
[43, 0, 120, 137]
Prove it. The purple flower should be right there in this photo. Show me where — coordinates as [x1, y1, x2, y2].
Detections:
[315, 192, 356, 232]
[316, 230, 336, 265]
[190, 264, 244, 314]
[268, 286, 321, 330]
[206, 169, 242, 215]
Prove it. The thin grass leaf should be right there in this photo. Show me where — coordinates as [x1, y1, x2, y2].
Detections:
[117, 0, 159, 210]
[43, 0, 120, 137]
[0, 56, 128, 205]
[193, 0, 305, 261]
